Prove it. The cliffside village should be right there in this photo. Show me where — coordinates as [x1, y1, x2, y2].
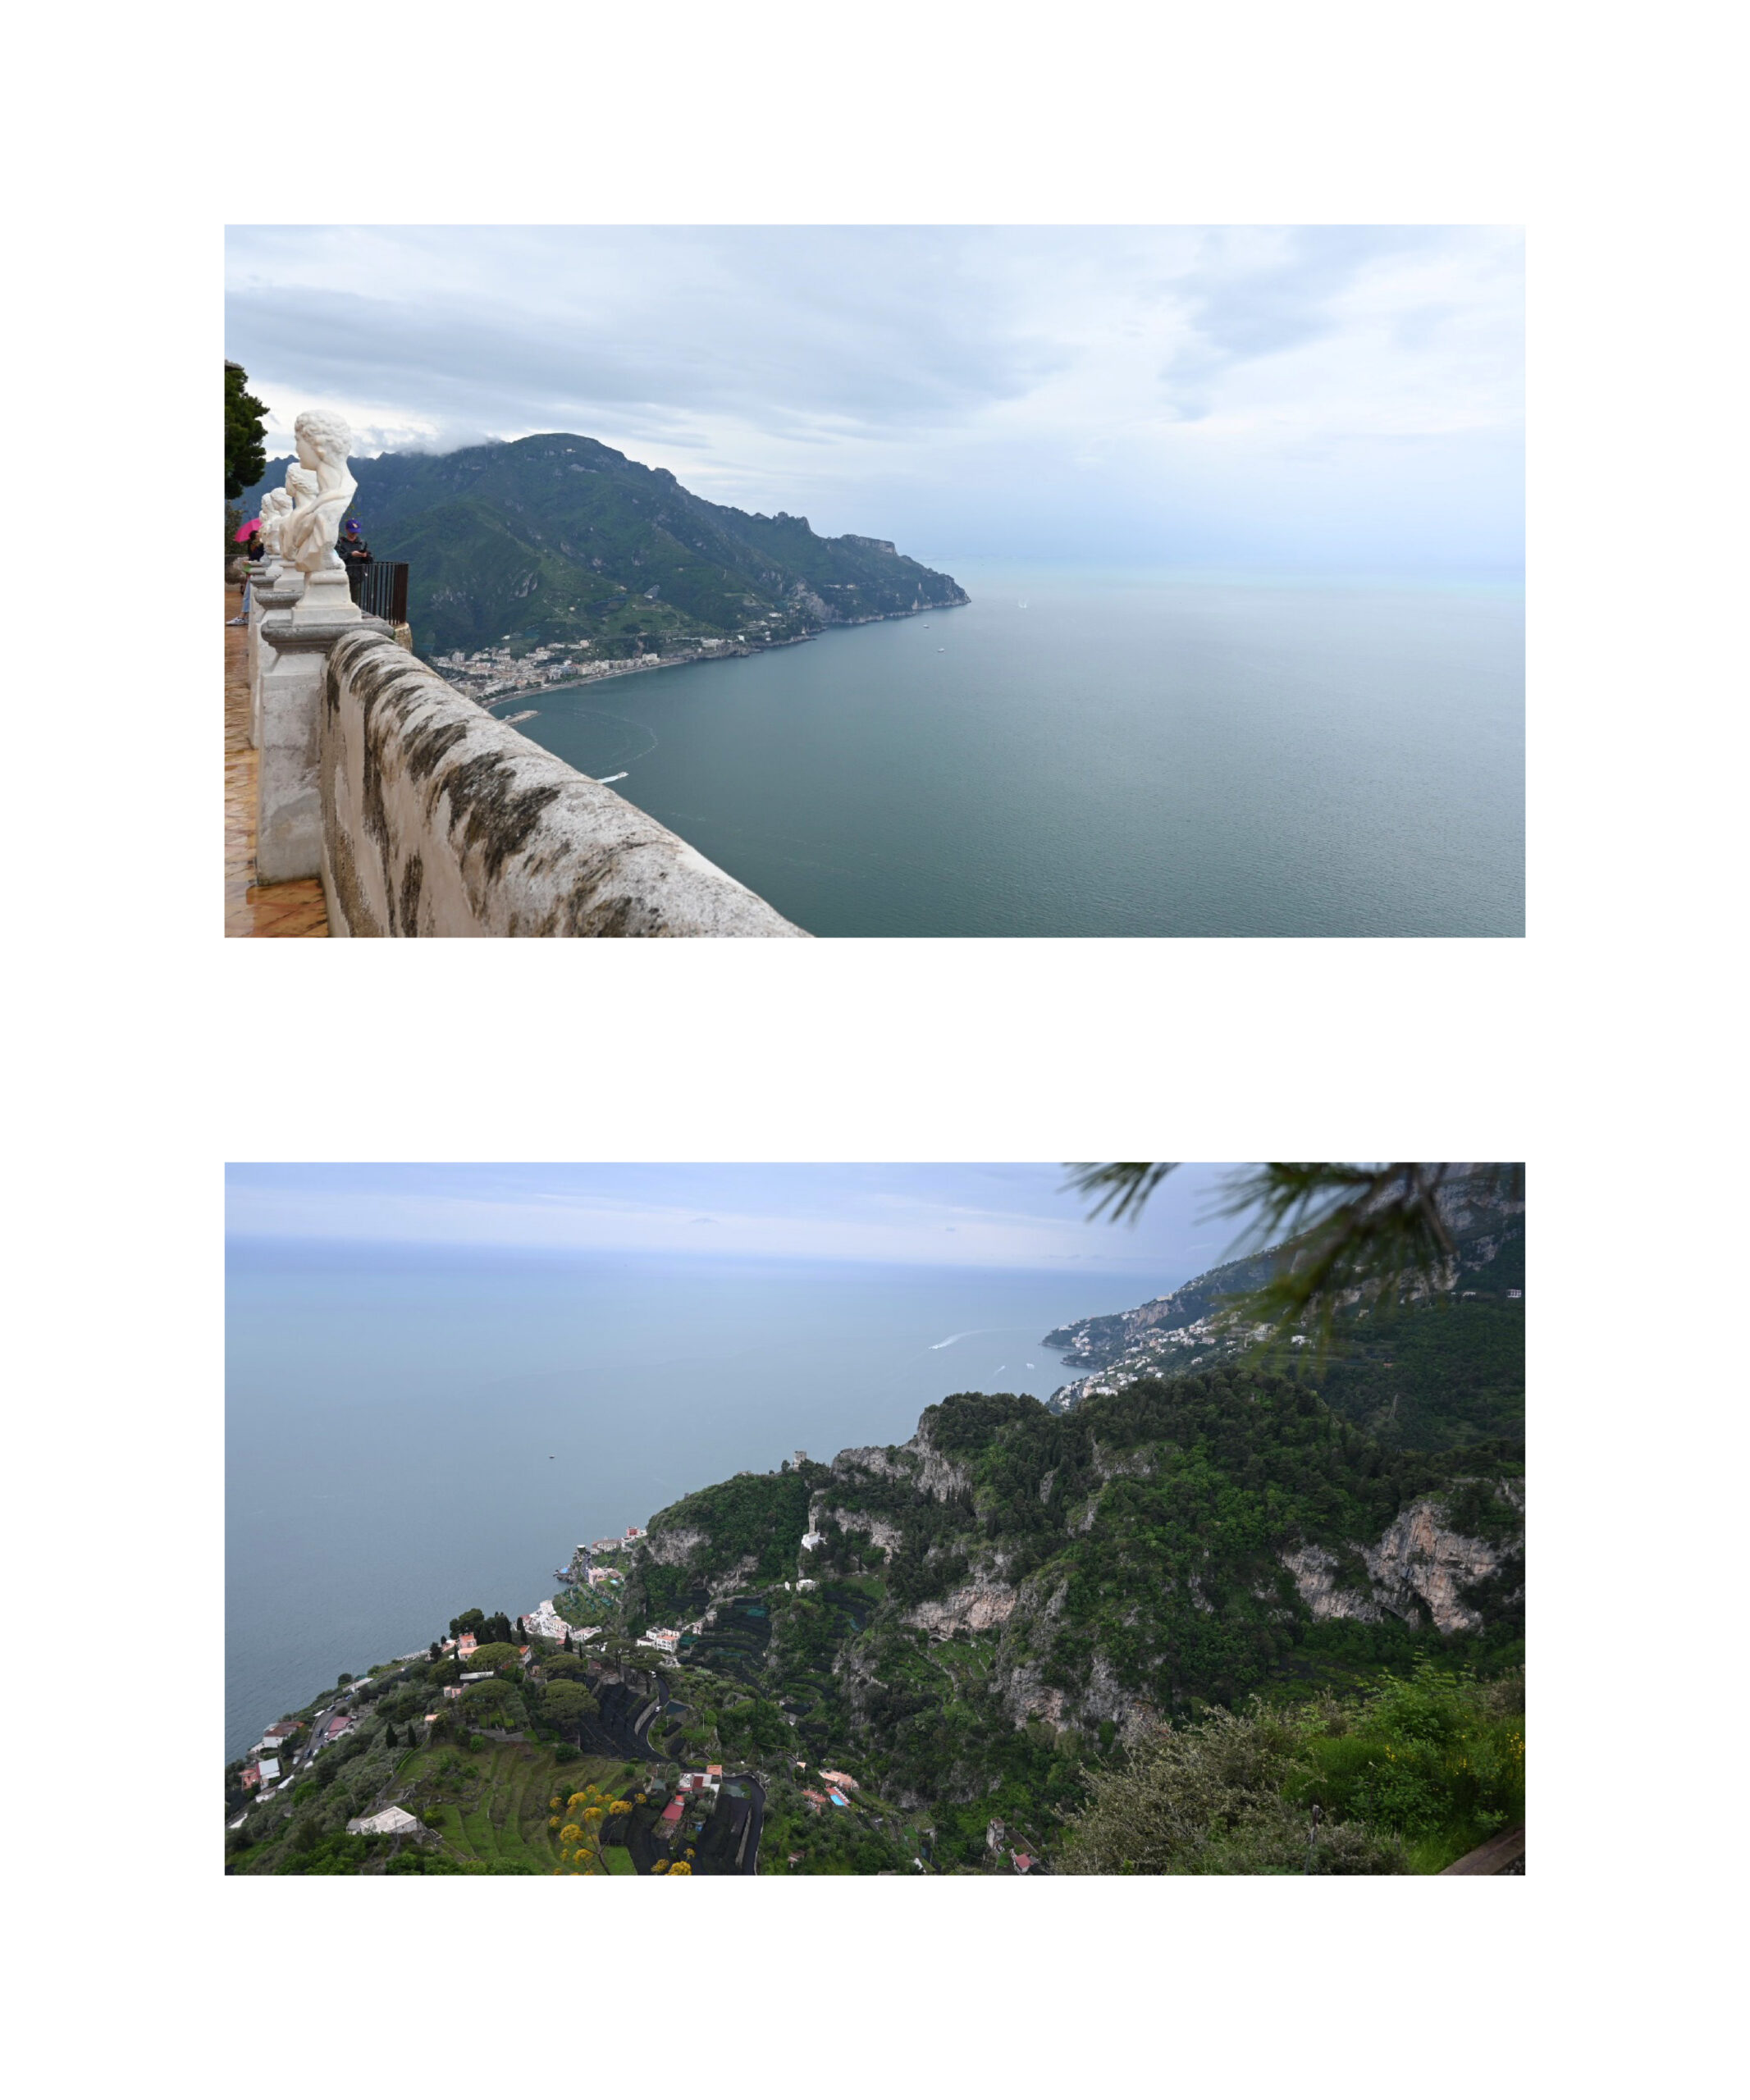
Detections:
[430, 633, 745, 717]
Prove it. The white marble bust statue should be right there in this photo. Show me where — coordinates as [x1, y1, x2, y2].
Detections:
[283, 411, 357, 577]
[259, 486, 293, 559]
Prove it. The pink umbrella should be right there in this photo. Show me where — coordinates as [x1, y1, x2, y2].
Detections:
[233, 518, 263, 543]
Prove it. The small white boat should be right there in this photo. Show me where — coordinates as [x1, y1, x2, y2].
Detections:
[596, 772, 628, 783]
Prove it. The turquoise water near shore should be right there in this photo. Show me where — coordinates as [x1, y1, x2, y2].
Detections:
[510, 564, 1524, 937]
[225, 1243, 1146, 1760]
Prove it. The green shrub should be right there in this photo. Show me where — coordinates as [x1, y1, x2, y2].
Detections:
[1286, 1663, 1524, 1870]
[1060, 1664, 1522, 1874]
[1060, 1702, 1404, 1876]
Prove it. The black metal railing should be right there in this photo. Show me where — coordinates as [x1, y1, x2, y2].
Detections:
[345, 559, 409, 624]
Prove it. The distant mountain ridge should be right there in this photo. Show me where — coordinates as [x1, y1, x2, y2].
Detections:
[1044, 1173, 1525, 1449]
[235, 432, 968, 660]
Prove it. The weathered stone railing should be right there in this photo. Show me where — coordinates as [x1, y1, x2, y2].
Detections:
[314, 632, 806, 937]
[241, 409, 806, 935]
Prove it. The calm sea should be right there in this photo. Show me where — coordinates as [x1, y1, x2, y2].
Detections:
[225, 1241, 1150, 1759]
[509, 564, 1524, 937]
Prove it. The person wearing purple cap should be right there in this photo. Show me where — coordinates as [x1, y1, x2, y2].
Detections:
[337, 518, 372, 601]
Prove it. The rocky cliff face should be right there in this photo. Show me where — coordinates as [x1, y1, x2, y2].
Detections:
[904, 1577, 1020, 1637]
[898, 1421, 974, 1503]
[639, 1525, 709, 1568]
[1280, 1483, 1523, 1636]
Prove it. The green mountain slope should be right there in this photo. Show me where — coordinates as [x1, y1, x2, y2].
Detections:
[620, 1368, 1524, 1866]
[236, 432, 967, 659]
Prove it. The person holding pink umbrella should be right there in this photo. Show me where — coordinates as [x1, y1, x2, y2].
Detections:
[226, 517, 263, 623]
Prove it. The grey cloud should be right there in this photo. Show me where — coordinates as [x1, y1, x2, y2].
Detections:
[1163, 226, 1455, 399]
[227, 226, 1067, 444]
[225, 225, 1521, 566]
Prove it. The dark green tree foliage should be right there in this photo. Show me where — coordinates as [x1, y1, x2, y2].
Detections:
[464, 1641, 522, 1673]
[540, 1681, 598, 1741]
[628, 1469, 813, 1625]
[224, 362, 267, 500]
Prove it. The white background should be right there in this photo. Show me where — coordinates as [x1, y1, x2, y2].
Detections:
[9, 0, 1743, 2093]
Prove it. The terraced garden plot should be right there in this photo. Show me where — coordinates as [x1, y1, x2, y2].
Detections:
[396, 1742, 639, 1872]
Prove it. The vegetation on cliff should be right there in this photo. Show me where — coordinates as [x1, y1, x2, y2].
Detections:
[618, 1349, 1524, 1869]
[1059, 1663, 1524, 1874]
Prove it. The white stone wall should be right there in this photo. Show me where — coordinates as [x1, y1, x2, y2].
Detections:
[317, 632, 808, 938]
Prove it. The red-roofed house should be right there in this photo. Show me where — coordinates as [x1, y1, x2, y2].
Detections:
[802, 1790, 829, 1814]
[324, 1714, 355, 1742]
[240, 1764, 262, 1792]
[820, 1769, 858, 1792]
[457, 1633, 477, 1658]
[660, 1798, 686, 1828]
[1012, 1853, 1035, 1874]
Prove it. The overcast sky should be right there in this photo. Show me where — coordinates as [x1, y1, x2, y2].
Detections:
[225, 226, 1522, 570]
[225, 1162, 1243, 1279]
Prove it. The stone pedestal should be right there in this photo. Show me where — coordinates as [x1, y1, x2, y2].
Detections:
[248, 574, 304, 750]
[256, 579, 387, 883]
[290, 564, 355, 625]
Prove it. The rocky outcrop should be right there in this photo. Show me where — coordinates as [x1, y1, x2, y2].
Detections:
[638, 1526, 708, 1568]
[1280, 1545, 1387, 1624]
[900, 1423, 974, 1504]
[830, 1445, 916, 1482]
[905, 1578, 1019, 1637]
[1281, 1491, 1519, 1636]
[826, 1509, 903, 1557]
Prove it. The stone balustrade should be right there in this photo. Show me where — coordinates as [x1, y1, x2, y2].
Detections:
[242, 410, 806, 937]
[313, 632, 806, 937]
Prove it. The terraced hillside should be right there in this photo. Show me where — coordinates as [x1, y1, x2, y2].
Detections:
[398, 1743, 641, 1874]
